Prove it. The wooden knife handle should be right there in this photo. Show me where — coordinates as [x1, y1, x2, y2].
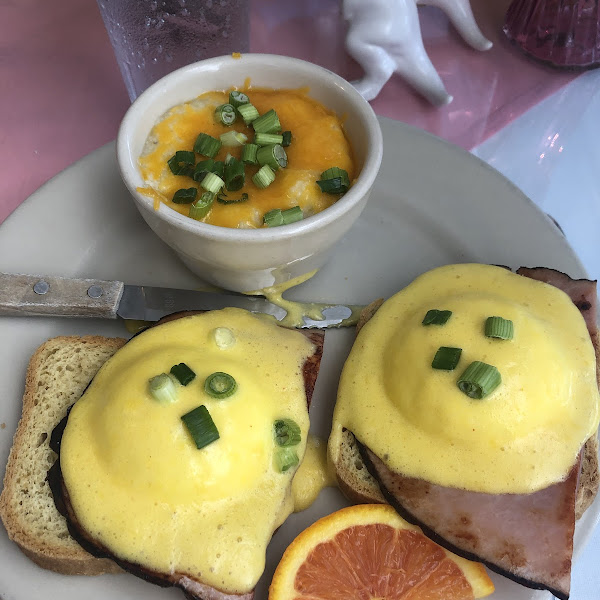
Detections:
[0, 273, 124, 319]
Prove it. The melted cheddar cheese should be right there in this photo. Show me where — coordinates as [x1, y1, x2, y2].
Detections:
[329, 264, 600, 494]
[60, 309, 316, 593]
[138, 88, 356, 228]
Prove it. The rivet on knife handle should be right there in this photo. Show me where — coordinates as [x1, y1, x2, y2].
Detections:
[0, 273, 124, 318]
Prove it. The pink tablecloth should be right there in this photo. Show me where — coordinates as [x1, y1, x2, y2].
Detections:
[0, 0, 579, 225]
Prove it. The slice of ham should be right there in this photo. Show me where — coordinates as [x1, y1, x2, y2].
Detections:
[360, 444, 579, 600]
[356, 268, 598, 600]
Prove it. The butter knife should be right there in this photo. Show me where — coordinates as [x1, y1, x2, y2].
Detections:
[0, 273, 360, 329]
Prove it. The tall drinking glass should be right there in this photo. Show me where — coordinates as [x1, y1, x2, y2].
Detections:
[96, 0, 250, 101]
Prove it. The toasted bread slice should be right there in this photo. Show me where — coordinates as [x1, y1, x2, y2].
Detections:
[0, 336, 126, 575]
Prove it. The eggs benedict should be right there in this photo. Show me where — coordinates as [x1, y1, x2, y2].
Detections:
[328, 263, 600, 599]
[50, 309, 324, 598]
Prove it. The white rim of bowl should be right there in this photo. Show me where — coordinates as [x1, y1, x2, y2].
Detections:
[117, 53, 383, 243]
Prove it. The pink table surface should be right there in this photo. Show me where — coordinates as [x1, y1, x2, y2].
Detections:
[0, 0, 580, 225]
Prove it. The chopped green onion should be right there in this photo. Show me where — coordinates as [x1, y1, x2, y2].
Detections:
[422, 309, 452, 326]
[282, 131, 292, 147]
[241, 143, 259, 165]
[194, 133, 221, 158]
[189, 192, 214, 220]
[316, 167, 350, 194]
[256, 144, 287, 171]
[252, 109, 281, 134]
[192, 159, 215, 182]
[274, 447, 299, 472]
[229, 90, 250, 108]
[485, 316, 514, 340]
[224, 157, 245, 191]
[172, 187, 198, 204]
[167, 150, 195, 176]
[201, 172, 224, 194]
[214, 103, 237, 126]
[211, 160, 225, 179]
[204, 371, 237, 399]
[148, 373, 178, 403]
[237, 103, 259, 125]
[253, 164, 276, 189]
[282, 206, 303, 225]
[254, 132, 284, 146]
[273, 419, 302, 447]
[181, 405, 220, 449]
[457, 361, 501, 399]
[219, 130, 248, 147]
[264, 208, 284, 227]
[431, 347, 462, 371]
[212, 327, 236, 349]
[217, 192, 249, 205]
[224, 153, 235, 165]
[170, 362, 196, 386]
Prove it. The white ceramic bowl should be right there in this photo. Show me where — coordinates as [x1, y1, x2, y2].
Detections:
[117, 53, 383, 292]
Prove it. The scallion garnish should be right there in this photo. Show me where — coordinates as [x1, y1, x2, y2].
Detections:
[263, 208, 284, 227]
[485, 316, 514, 340]
[229, 90, 250, 108]
[204, 372, 237, 399]
[254, 132, 284, 146]
[274, 447, 299, 473]
[217, 192, 249, 205]
[256, 144, 287, 171]
[201, 172, 224, 194]
[422, 309, 452, 325]
[192, 158, 215, 182]
[273, 419, 302, 447]
[241, 143, 259, 165]
[316, 167, 350, 194]
[237, 103, 260, 125]
[194, 133, 221, 158]
[170, 362, 196, 386]
[253, 164, 276, 189]
[172, 187, 198, 204]
[252, 109, 281, 134]
[211, 160, 225, 179]
[214, 103, 237, 126]
[189, 191, 215, 220]
[224, 157, 245, 191]
[181, 405, 220, 449]
[282, 131, 292, 147]
[148, 373, 178, 403]
[431, 347, 462, 371]
[219, 130, 248, 147]
[457, 361, 501, 399]
[282, 206, 303, 225]
[212, 327, 236, 349]
[167, 150, 195, 176]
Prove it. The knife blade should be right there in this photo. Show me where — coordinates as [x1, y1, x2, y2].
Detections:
[0, 273, 361, 329]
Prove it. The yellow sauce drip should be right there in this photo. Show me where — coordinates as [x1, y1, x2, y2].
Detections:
[292, 434, 336, 512]
[329, 264, 600, 494]
[137, 87, 356, 228]
[60, 309, 316, 593]
[248, 269, 361, 329]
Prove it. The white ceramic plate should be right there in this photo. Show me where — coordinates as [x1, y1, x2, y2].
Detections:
[0, 116, 596, 600]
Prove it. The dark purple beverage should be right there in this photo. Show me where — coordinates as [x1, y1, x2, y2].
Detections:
[503, 0, 600, 68]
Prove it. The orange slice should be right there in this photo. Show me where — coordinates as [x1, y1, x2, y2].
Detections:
[269, 504, 494, 600]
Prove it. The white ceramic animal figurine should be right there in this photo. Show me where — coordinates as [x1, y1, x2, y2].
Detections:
[344, 0, 492, 105]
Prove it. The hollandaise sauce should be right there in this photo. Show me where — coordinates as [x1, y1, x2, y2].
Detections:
[60, 309, 316, 593]
[292, 435, 336, 511]
[138, 87, 356, 228]
[329, 264, 600, 494]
